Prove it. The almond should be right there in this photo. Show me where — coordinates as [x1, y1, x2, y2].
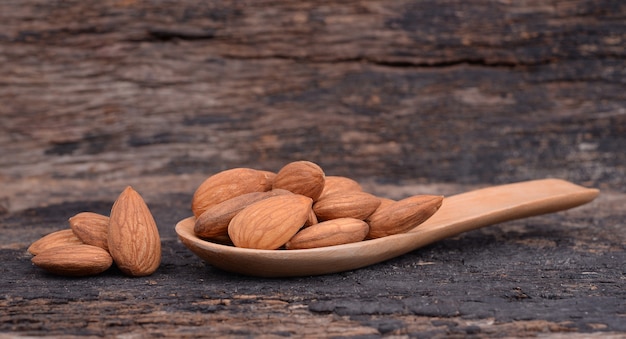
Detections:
[367, 195, 444, 238]
[285, 218, 369, 249]
[28, 229, 83, 256]
[319, 176, 363, 199]
[68, 212, 110, 251]
[272, 161, 325, 201]
[313, 191, 381, 221]
[192, 168, 275, 218]
[31, 244, 113, 277]
[108, 186, 161, 277]
[194, 189, 292, 240]
[228, 194, 313, 250]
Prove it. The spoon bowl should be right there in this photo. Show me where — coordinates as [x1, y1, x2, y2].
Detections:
[176, 179, 599, 277]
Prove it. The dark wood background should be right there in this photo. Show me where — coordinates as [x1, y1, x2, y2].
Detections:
[1, 1, 625, 337]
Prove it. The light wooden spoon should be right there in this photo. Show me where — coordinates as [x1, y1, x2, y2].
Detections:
[175, 179, 599, 278]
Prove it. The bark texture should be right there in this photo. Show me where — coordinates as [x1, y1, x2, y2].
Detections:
[1, 0, 625, 337]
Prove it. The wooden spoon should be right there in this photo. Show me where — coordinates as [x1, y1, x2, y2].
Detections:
[175, 179, 599, 278]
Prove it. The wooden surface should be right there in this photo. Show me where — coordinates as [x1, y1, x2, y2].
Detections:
[1, 0, 625, 337]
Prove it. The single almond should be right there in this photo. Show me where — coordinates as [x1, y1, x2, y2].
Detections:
[108, 186, 161, 277]
[367, 195, 444, 238]
[313, 191, 381, 221]
[31, 244, 113, 277]
[192, 168, 275, 218]
[272, 161, 325, 201]
[319, 176, 363, 199]
[68, 212, 110, 251]
[285, 218, 369, 249]
[28, 229, 83, 256]
[194, 189, 292, 240]
[228, 194, 313, 250]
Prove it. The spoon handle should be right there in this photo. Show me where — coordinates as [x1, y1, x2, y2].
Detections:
[408, 178, 599, 245]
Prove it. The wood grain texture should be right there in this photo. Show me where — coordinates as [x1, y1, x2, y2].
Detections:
[1, 0, 624, 211]
[1, 0, 625, 337]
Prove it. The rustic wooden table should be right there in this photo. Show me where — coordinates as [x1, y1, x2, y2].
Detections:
[1, 1, 625, 337]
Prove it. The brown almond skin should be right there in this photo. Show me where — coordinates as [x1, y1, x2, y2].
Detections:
[313, 191, 381, 221]
[108, 186, 161, 277]
[28, 229, 83, 256]
[272, 161, 325, 201]
[192, 168, 275, 218]
[69, 212, 110, 251]
[304, 207, 318, 227]
[285, 218, 369, 250]
[369, 197, 396, 216]
[194, 189, 292, 239]
[377, 197, 396, 210]
[367, 195, 444, 238]
[31, 244, 113, 277]
[319, 176, 363, 199]
[228, 194, 313, 250]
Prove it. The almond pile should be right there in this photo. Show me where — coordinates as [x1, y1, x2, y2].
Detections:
[28, 186, 161, 277]
[192, 160, 444, 250]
